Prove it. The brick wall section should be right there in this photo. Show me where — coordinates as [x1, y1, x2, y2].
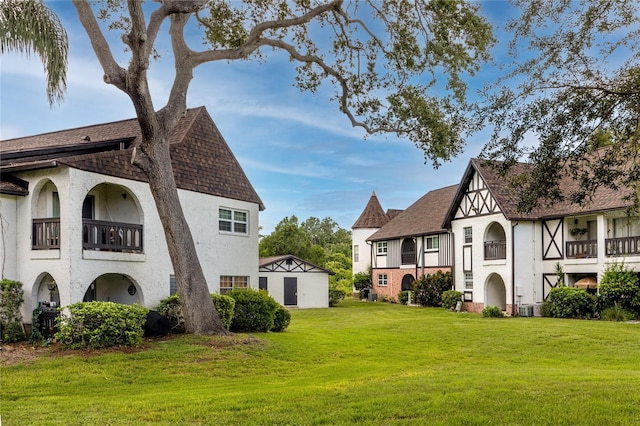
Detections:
[373, 266, 451, 302]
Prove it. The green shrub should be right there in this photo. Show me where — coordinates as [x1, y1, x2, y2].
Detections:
[482, 305, 504, 318]
[0, 279, 25, 343]
[398, 290, 411, 305]
[156, 294, 185, 333]
[600, 303, 635, 322]
[211, 294, 236, 330]
[353, 272, 372, 292]
[271, 306, 291, 332]
[329, 283, 347, 307]
[56, 301, 148, 349]
[545, 286, 596, 319]
[598, 261, 640, 317]
[228, 289, 280, 332]
[413, 271, 453, 307]
[442, 290, 463, 310]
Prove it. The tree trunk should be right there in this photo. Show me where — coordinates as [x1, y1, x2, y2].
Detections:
[140, 134, 228, 335]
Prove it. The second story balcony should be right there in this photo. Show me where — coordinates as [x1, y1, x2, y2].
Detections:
[32, 218, 143, 252]
[566, 240, 597, 259]
[484, 240, 507, 260]
[605, 236, 640, 257]
[32, 218, 60, 250]
[83, 219, 143, 253]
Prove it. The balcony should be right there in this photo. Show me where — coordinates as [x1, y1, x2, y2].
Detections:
[83, 219, 143, 252]
[484, 240, 506, 260]
[32, 218, 60, 250]
[401, 252, 416, 265]
[566, 240, 597, 259]
[605, 236, 640, 257]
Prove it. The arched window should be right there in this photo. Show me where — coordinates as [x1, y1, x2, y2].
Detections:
[484, 222, 506, 260]
[401, 238, 416, 265]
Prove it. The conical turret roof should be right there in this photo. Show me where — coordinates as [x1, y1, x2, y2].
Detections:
[352, 191, 391, 229]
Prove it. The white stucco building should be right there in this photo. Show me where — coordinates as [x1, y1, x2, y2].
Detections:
[443, 159, 640, 315]
[259, 254, 334, 308]
[351, 192, 401, 275]
[0, 107, 265, 325]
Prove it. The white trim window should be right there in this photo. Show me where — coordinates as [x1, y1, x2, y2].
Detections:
[426, 236, 439, 251]
[464, 227, 473, 244]
[219, 276, 249, 294]
[219, 208, 248, 234]
[353, 245, 359, 262]
[377, 241, 388, 255]
[378, 274, 388, 286]
[464, 272, 473, 290]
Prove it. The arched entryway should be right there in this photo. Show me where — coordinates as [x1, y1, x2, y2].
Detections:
[401, 274, 415, 291]
[83, 273, 142, 305]
[485, 273, 507, 310]
[33, 272, 61, 309]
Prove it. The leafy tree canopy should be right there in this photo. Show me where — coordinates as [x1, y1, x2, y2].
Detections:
[478, 0, 640, 212]
[260, 215, 351, 270]
[0, 0, 68, 105]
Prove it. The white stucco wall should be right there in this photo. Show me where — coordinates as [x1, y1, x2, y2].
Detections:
[261, 271, 329, 309]
[0, 194, 19, 280]
[5, 166, 260, 323]
[451, 213, 513, 307]
[352, 228, 376, 274]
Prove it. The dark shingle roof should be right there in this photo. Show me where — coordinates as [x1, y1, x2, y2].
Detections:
[1, 107, 265, 210]
[352, 191, 392, 229]
[443, 158, 633, 227]
[367, 185, 458, 242]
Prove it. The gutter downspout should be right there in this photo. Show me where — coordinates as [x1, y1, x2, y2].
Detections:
[511, 221, 519, 316]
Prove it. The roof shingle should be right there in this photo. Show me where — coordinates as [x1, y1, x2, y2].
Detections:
[0, 107, 265, 210]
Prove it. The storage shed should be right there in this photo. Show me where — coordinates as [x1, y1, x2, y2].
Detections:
[259, 254, 334, 308]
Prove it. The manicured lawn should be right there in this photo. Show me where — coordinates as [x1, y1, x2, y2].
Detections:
[2, 299, 639, 425]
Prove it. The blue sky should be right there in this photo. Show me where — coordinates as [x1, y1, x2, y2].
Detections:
[0, 1, 514, 235]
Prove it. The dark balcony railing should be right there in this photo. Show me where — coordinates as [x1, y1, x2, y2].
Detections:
[401, 252, 416, 265]
[83, 219, 143, 252]
[32, 218, 60, 250]
[605, 236, 640, 256]
[566, 240, 597, 259]
[484, 240, 506, 260]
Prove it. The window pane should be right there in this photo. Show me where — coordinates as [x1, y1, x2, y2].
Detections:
[219, 221, 232, 232]
[219, 209, 232, 220]
[234, 222, 247, 234]
[234, 211, 247, 222]
[235, 276, 248, 289]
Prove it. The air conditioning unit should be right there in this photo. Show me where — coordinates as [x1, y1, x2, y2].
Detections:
[518, 305, 534, 317]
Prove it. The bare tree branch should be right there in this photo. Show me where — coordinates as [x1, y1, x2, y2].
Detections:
[71, 0, 125, 89]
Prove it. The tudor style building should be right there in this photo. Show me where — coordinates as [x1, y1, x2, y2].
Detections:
[356, 185, 457, 300]
[0, 107, 265, 324]
[444, 158, 640, 315]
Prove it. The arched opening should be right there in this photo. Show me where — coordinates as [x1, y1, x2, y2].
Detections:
[401, 238, 416, 265]
[31, 179, 61, 250]
[484, 222, 507, 260]
[401, 274, 415, 291]
[33, 272, 60, 309]
[485, 273, 507, 311]
[83, 273, 142, 305]
[82, 183, 144, 252]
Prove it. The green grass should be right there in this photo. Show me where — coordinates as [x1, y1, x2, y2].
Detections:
[2, 299, 639, 425]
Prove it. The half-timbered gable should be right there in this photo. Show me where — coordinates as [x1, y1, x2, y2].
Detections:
[453, 169, 500, 219]
[445, 157, 638, 316]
